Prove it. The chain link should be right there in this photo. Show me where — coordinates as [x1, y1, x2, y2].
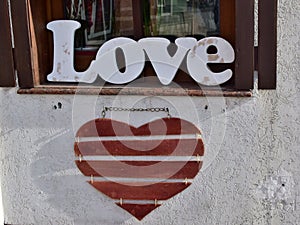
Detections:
[102, 106, 171, 118]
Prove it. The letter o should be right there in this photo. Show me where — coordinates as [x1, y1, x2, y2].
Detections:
[91, 37, 145, 84]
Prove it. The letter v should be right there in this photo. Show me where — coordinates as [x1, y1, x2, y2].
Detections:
[138, 38, 189, 85]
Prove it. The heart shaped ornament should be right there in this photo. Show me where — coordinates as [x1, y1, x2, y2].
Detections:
[74, 118, 204, 220]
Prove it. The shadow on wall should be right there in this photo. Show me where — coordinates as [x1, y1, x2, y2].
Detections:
[30, 131, 132, 224]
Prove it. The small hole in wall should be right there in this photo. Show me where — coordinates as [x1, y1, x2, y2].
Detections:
[53, 102, 63, 110]
[282, 183, 285, 187]
[204, 105, 208, 110]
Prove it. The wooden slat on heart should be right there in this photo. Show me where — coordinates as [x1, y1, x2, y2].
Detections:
[89, 181, 193, 200]
[75, 138, 204, 156]
[76, 160, 202, 178]
[75, 118, 204, 220]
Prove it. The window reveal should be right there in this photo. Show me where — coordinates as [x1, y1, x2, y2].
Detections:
[1, 0, 277, 94]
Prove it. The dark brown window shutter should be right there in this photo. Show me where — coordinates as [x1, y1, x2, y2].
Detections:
[10, 0, 34, 88]
[235, 0, 255, 90]
[258, 0, 278, 89]
[0, 0, 16, 87]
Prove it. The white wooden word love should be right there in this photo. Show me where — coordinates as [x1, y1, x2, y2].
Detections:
[47, 20, 235, 86]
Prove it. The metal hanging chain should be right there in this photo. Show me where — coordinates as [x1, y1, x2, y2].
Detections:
[102, 106, 171, 118]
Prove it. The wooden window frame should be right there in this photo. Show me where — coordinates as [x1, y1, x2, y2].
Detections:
[1, 0, 277, 95]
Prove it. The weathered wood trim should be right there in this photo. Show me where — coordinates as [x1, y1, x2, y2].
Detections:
[0, 0, 15, 87]
[17, 86, 252, 97]
[10, 0, 34, 88]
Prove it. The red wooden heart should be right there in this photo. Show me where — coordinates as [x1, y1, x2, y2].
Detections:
[74, 118, 204, 220]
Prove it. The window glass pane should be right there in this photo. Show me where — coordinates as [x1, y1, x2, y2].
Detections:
[64, 0, 135, 47]
[63, 0, 219, 48]
[145, 0, 220, 38]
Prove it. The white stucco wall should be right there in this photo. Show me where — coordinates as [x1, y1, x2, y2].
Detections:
[0, 0, 299, 224]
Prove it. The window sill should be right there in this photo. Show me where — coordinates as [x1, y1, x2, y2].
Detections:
[17, 84, 252, 97]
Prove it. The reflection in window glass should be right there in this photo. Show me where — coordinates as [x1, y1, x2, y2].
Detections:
[65, 0, 135, 47]
[146, 0, 220, 38]
[64, 0, 219, 47]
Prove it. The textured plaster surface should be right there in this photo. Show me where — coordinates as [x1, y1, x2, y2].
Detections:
[0, 0, 300, 224]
